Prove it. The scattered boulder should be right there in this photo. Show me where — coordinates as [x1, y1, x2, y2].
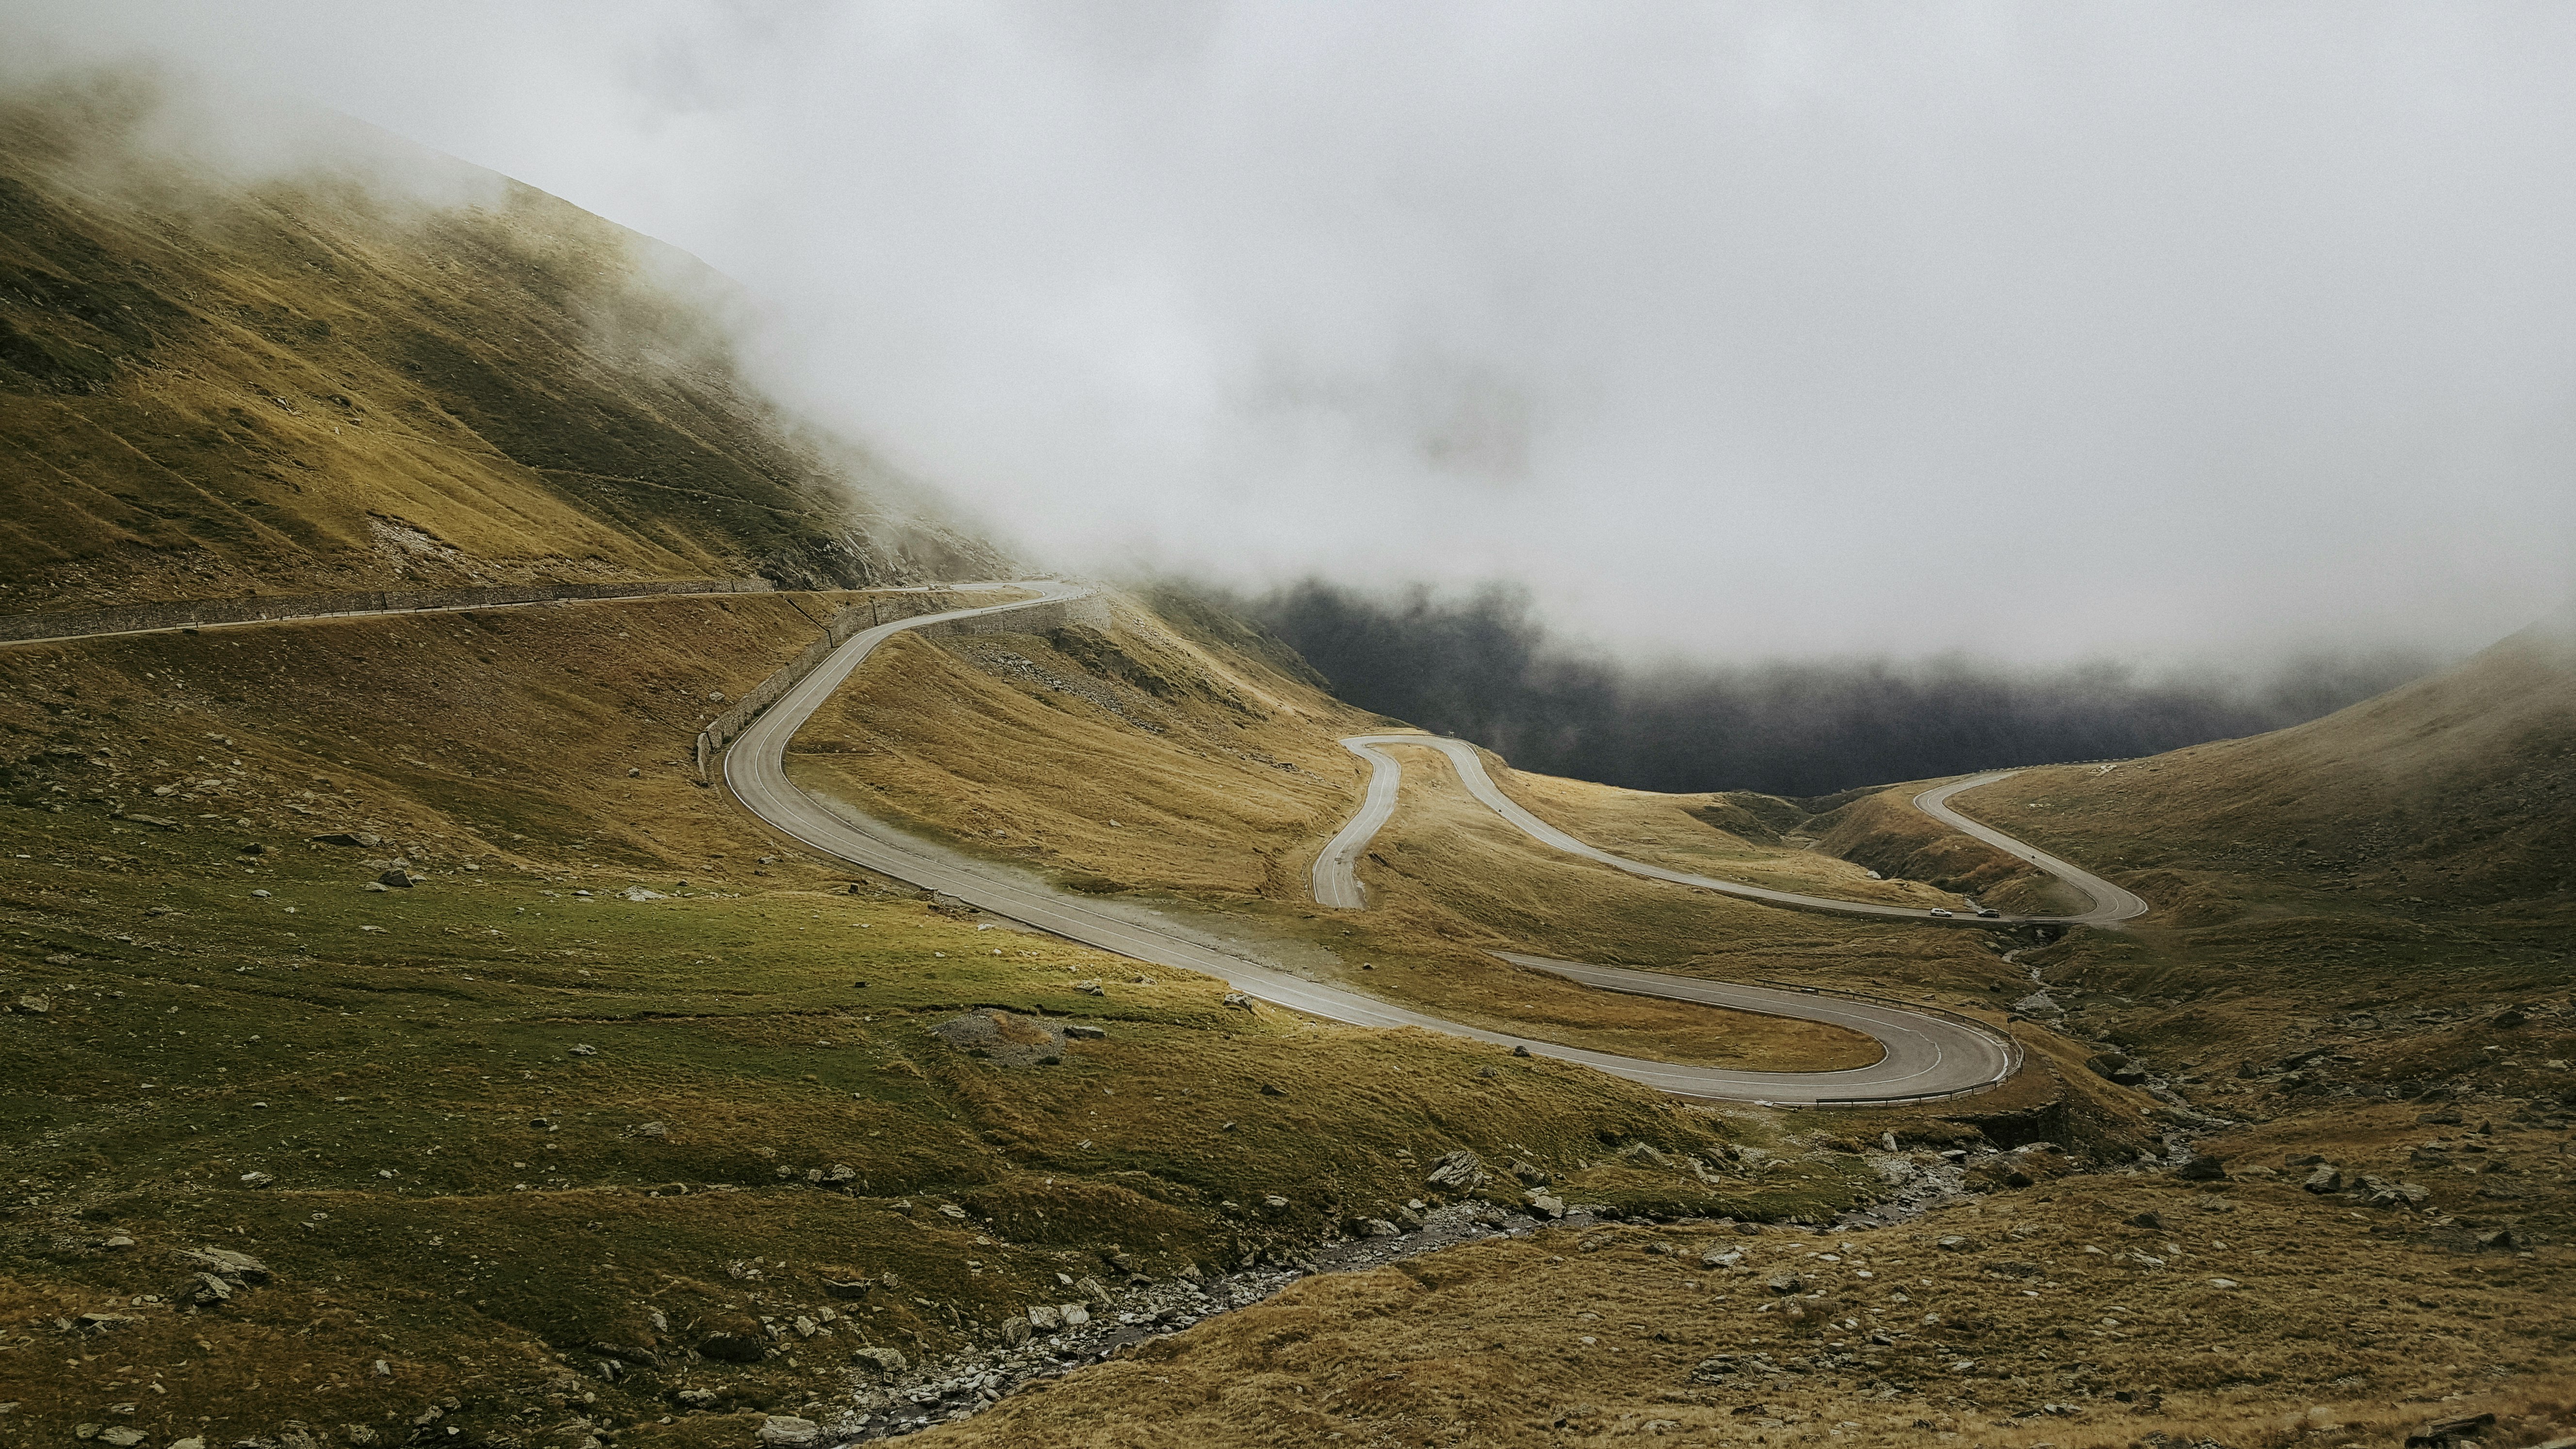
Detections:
[182, 1272, 234, 1305]
[2174, 1154, 2229, 1182]
[849, 1346, 908, 1374]
[674, 1389, 718, 1410]
[2406, 1413, 2496, 1448]
[930, 1009, 1068, 1067]
[310, 833, 383, 848]
[998, 1316, 1031, 1347]
[697, 1332, 766, 1364]
[2302, 1165, 2345, 1194]
[2012, 992, 2063, 1017]
[2085, 1052, 2150, 1087]
[755, 1416, 820, 1448]
[1027, 1304, 1064, 1333]
[2474, 1227, 2517, 1252]
[11, 994, 50, 1015]
[376, 870, 414, 889]
[1426, 1150, 1486, 1191]
[1936, 1236, 1982, 1253]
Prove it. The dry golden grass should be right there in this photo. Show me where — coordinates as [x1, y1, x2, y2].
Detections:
[1945, 612, 2576, 927]
[916, 1175, 2572, 1449]
[799, 609, 2576, 1449]
[0, 84, 1000, 615]
[1492, 764, 1950, 906]
[9, 587, 1905, 1449]
[783, 600, 2045, 1072]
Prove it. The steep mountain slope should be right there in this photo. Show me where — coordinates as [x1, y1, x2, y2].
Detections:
[0, 76, 1006, 617]
[1950, 606, 2576, 927]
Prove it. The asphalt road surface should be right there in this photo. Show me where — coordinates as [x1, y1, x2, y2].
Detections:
[722, 584, 2125, 1104]
[1316, 734, 2147, 926]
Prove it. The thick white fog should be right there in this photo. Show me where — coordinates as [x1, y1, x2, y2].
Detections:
[10, 2, 2576, 667]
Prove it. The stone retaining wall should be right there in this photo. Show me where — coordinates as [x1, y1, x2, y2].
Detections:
[0, 578, 776, 645]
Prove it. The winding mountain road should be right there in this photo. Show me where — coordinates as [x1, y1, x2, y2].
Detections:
[723, 583, 2137, 1105]
[1317, 735, 2148, 927]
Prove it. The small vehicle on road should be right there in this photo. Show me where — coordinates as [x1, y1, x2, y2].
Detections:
[1928, 907, 1954, 918]
[1976, 906, 2001, 918]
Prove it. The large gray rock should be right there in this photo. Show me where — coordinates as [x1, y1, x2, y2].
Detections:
[850, 1346, 908, 1373]
[2302, 1165, 2345, 1194]
[1426, 1150, 1486, 1191]
[754, 1416, 820, 1448]
[179, 1247, 273, 1284]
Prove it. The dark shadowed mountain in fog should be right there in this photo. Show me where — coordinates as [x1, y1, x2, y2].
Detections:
[1231, 580, 2446, 799]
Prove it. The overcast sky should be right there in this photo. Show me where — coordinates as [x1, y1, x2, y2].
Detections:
[12, 2, 2576, 666]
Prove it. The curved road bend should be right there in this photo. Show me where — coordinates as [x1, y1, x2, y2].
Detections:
[1316, 735, 2148, 927]
[722, 584, 2030, 1104]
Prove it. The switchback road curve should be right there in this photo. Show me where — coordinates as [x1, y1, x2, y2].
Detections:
[1316, 735, 2148, 927]
[721, 584, 2114, 1104]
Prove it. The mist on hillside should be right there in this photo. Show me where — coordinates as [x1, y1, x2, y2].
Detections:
[1232, 579, 2444, 797]
[4, 5, 2576, 675]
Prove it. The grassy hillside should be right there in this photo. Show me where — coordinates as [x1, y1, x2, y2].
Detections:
[4, 588, 1962, 1449]
[779, 589, 2067, 1074]
[1951, 608, 2576, 928]
[0, 76, 1007, 618]
[793, 601, 2576, 1448]
[5, 67, 2567, 1449]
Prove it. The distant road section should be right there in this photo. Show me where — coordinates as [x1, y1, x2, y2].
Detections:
[1911, 774, 2149, 925]
[1316, 735, 2147, 926]
[721, 585, 2034, 1104]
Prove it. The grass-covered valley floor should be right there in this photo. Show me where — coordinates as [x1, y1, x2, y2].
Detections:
[3, 587, 1945, 1449]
